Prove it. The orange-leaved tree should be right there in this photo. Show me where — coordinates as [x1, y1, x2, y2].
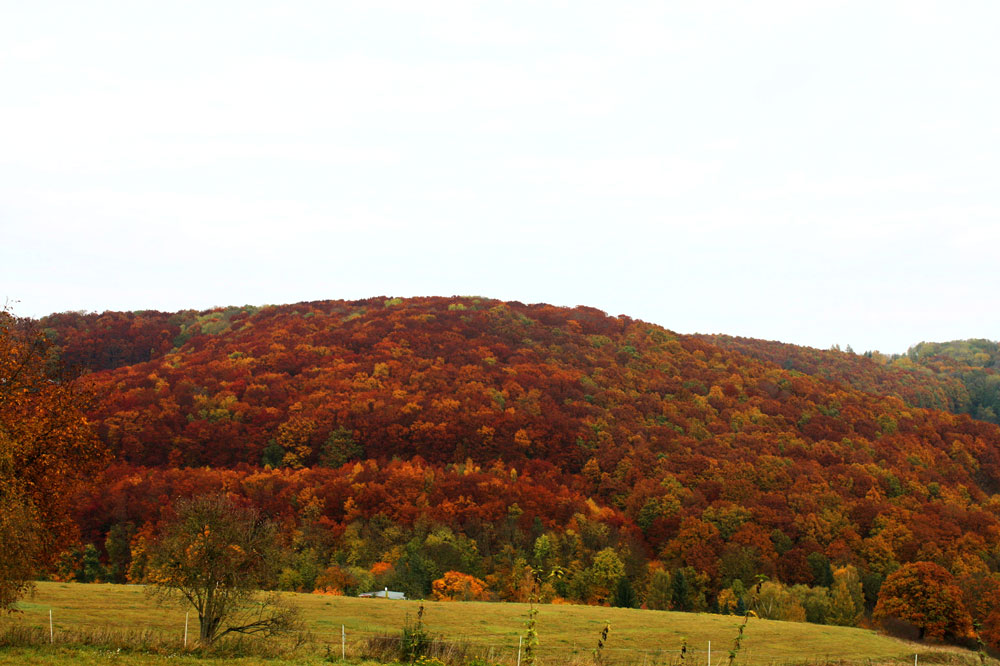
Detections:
[431, 571, 488, 601]
[873, 561, 973, 641]
[1, 310, 104, 611]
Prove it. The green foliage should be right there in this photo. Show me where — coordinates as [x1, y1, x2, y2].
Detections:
[611, 577, 638, 609]
[523, 603, 539, 666]
[320, 427, 363, 468]
[276, 548, 322, 592]
[860, 570, 884, 614]
[400, 604, 430, 664]
[748, 581, 805, 621]
[645, 569, 672, 610]
[57, 544, 105, 583]
[727, 612, 754, 666]
[826, 566, 865, 627]
[261, 441, 286, 468]
[807, 552, 834, 587]
[670, 568, 708, 612]
[104, 523, 135, 584]
[390, 539, 437, 600]
[588, 549, 626, 599]
[672, 568, 690, 611]
[145, 494, 301, 645]
[792, 584, 833, 624]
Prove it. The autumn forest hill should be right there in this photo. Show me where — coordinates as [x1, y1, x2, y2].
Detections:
[34, 297, 1000, 613]
[700, 334, 1000, 426]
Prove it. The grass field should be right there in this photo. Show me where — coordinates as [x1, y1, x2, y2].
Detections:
[0, 582, 988, 666]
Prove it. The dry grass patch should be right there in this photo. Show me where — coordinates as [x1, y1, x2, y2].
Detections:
[3, 582, 994, 666]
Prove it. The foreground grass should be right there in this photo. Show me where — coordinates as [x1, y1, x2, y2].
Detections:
[1, 582, 987, 665]
[0, 645, 340, 665]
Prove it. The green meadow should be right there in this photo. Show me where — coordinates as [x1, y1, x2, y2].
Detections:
[0, 582, 986, 666]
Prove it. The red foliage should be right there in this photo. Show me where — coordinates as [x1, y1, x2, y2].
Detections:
[874, 562, 973, 641]
[31, 297, 1000, 614]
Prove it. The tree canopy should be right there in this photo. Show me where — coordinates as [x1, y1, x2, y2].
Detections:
[0, 311, 102, 611]
[145, 494, 300, 644]
[873, 561, 973, 641]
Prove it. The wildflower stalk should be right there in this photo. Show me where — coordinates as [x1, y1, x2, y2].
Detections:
[594, 622, 610, 665]
[726, 611, 755, 666]
[522, 566, 563, 666]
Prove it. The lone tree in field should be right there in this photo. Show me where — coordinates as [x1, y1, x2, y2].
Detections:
[873, 561, 973, 641]
[146, 494, 301, 645]
[0, 310, 103, 612]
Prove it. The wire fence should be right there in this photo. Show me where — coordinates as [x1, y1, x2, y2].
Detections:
[7, 610, 981, 666]
[315, 631, 959, 666]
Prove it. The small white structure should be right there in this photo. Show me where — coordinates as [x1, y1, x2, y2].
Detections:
[358, 588, 406, 600]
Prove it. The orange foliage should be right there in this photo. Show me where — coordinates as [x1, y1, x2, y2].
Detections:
[432, 571, 488, 601]
[28, 297, 1000, 630]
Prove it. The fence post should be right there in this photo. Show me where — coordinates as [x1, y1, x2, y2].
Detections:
[342, 624, 346, 660]
[184, 611, 189, 648]
[49, 609, 54, 644]
[708, 641, 711, 666]
[517, 635, 523, 666]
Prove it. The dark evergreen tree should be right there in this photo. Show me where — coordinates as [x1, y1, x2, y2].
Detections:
[671, 569, 690, 611]
[612, 576, 638, 608]
[261, 440, 285, 468]
[807, 552, 834, 587]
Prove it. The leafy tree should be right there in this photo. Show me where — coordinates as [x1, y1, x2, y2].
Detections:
[748, 581, 805, 621]
[57, 544, 105, 583]
[320, 426, 364, 467]
[671, 568, 690, 610]
[611, 576, 639, 608]
[0, 485, 40, 610]
[807, 552, 834, 587]
[432, 571, 488, 601]
[145, 494, 301, 645]
[873, 562, 973, 641]
[860, 569, 884, 614]
[390, 539, 437, 599]
[278, 416, 318, 469]
[261, 440, 285, 468]
[105, 523, 136, 584]
[828, 566, 865, 626]
[792, 584, 833, 624]
[586, 548, 626, 603]
[276, 548, 322, 592]
[645, 569, 672, 610]
[0, 311, 103, 611]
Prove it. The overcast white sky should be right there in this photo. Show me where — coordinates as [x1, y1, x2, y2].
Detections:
[2, 1, 998, 353]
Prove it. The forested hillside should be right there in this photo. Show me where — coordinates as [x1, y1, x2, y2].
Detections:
[703, 335, 1000, 424]
[33, 297, 1000, 644]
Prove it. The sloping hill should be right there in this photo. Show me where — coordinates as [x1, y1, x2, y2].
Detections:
[35, 297, 1000, 639]
[702, 335, 1000, 424]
